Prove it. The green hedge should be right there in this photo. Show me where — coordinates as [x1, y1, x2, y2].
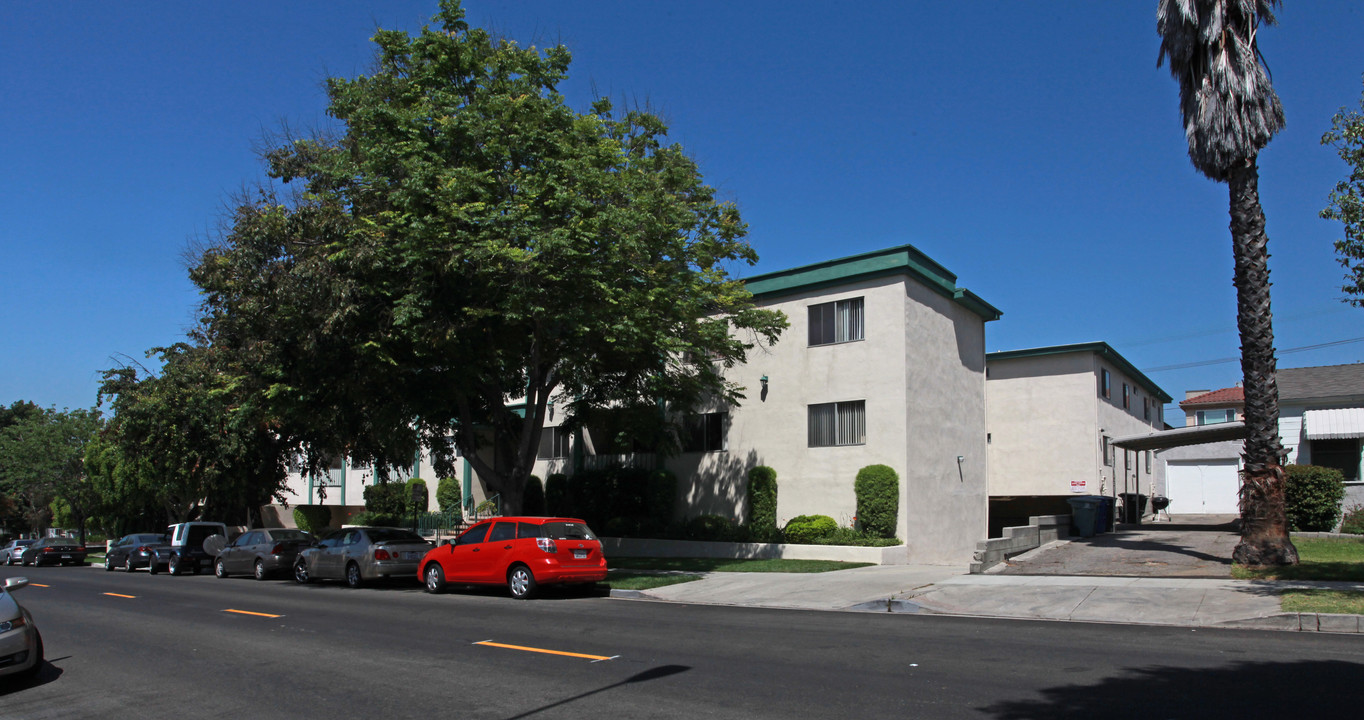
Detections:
[363, 482, 408, 516]
[293, 506, 333, 534]
[545, 473, 569, 516]
[784, 514, 838, 544]
[747, 466, 778, 541]
[854, 464, 899, 538]
[1341, 505, 1364, 535]
[523, 475, 546, 516]
[1285, 464, 1346, 531]
[349, 511, 403, 527]
[436, 477, 462, 513]
[406, 478, 429, 513]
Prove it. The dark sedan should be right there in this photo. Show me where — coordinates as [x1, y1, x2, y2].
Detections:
[103, 533, 170, 572]
[214, 528, 315, 580]
[19, 538, 87, 566]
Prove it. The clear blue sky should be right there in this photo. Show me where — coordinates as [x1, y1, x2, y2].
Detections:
[3, 1, 1363, 423]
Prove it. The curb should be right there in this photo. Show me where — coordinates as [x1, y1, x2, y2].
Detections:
[1221, 612, 1364, 633]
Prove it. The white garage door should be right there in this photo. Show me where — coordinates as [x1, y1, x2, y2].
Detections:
[1165, 460, 1241, 514]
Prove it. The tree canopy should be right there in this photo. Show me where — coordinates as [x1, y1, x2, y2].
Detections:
[0, 405, 102, 542]
[189, 0, 786, 512]
[1322, 76, 1364, 305]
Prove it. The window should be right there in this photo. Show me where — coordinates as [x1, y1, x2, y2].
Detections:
[683, 412, 728, 453]
[1145, 450, 1152, 473]
[1102, 436, 1113, 467]
[1122, 383, 1130, 409]
[808, 400, 866, 447]
[488, 522, 516, 542]
[537, 427, 571, 459]
[1143, 397, 1151, 421]
[808, 297, 864, 346]
[1195, 409, 1236, 426]
[456, 523, 489, 546]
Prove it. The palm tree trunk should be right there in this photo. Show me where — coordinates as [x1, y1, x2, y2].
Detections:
[1227, 157, 1298, 566]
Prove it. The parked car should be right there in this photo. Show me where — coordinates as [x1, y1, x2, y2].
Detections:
[293, 527, 431, 588]
[418, 516, 608, 599]
[0, 577, 42, 681]
[149, 522, 231, 575]
[104, 533, 170, 572]
[214, 528, 315, 580]
[19, 538, 86, 567]
[2, 540, 36, 566]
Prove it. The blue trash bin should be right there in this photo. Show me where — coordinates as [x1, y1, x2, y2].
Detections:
[1067, 496, 1103, 538]
[1096, 496, 1113, 534]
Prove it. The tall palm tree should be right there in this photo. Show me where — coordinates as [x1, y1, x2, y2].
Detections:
[1158, 0, 1297, 565]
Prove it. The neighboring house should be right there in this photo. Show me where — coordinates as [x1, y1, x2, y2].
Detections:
[275, 243, 1002, 565]
[1156, 363, 1364, 515]
[984, 343, 1171, 536]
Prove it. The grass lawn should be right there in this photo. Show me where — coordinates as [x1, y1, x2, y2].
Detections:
[1232, 538, 1364, 615]
[607, 557, 874, 573]
[605, 572, 703, 591]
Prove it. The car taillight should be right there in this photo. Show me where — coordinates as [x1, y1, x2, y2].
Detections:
[136, 546, 150, 553]
[536, 538, 557, 553]
[270, 543, 285, 555]
[374, 549, 392, 561]
[42, 548, 54, 553]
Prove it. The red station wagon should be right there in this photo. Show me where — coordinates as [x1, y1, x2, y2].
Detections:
[419, 516, 608, 599]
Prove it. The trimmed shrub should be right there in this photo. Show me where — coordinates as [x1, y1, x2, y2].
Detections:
[1285, 464, 1346, 532]
[747, 466, 778, 538]
[681, 514, 742, 542]
[646, 469, 678, 523]
[545, 473, 570, 516]
[818, 526, 902, 547]
[523, 475, 546, 516]
[363, 482, 407, 516]
[783, 514, 838, 544]
[436, 477, 462, 514]
[855, 464, 899, 538]
[1340, 505, 1364, 535]
[293, 506, 332, 534]
[405, 478, 429, 513]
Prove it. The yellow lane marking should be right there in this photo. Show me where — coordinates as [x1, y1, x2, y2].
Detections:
[103, 593, 136, 598]
[224, 609, 283, 618]
[29, 584, 49, 588]
[475, 640, 615, 662]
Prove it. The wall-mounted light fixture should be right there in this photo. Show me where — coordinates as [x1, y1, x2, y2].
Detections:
[760, 375, 769, 402]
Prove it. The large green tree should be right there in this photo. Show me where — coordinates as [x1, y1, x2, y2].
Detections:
[95, 343, 292, 525]
[1158, 0, 1297, 565]
[0, 406, 103, 543]
[190, 1, 786, 513]
[1322, 76, 1364, 303]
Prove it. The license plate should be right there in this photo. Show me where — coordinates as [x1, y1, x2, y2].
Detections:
[573, 550, 588, 559]
[402, 552, 418, 560]
[60, 554, 71, 559]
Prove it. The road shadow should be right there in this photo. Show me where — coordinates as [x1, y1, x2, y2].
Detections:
[0, 659, 64, 696]
[979, 660, 1364, 719]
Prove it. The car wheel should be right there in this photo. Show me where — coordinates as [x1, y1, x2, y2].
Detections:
[215, 559, 228, 579]
[254, 559, 267, 581]
[104, 555, 113, 571]
[424, 564, 445, 594]
[168, 556, 181, 576]
[124, 556, 133, 573]
[21, 630, 43, 681]
[3, 554, 11, 566]
[507, 564, 537, 600]
[293, 560, 311, 584]
[345, 562, 363, 589]
[148, 559, 160, 575]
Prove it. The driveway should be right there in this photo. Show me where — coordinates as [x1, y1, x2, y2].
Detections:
[990, 514, 1240, 578]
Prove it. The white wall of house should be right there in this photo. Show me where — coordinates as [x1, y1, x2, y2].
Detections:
[986, 346, 1165, 500]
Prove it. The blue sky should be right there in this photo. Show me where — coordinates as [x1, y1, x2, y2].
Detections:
[3, 1, 1363, 423]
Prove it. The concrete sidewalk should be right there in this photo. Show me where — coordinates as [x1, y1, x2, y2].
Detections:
[610, 518, 1364, 633]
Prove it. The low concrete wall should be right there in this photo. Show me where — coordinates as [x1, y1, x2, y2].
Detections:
[601, 537, 914, 565]
[969, 514, 1070, 574]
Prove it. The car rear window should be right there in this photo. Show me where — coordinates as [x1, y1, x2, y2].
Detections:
[270, 530, 312, 542]
[367, 528, 425, 544]
[539, 522, 597, 541]
[186, 526, 222, 547]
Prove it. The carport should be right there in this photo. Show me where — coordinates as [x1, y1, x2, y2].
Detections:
[1111, 422, 1248, 522]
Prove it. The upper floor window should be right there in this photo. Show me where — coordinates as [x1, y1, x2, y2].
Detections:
[809, 400, 866, 447]
[1196, 409, 1236, 426]
[1100, 369, 1111, 399]
[1143, 397, 1151, 421]
[1122, 383, 1131, 409]
[1102, 435, 1114, 466]
[808, 297, 864, 347]
[537, 426, 571, 459]
[683, 412, 728, 453]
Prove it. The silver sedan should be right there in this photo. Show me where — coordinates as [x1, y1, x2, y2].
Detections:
[214, 528, 315, 581]
[292, 527, 431, 588]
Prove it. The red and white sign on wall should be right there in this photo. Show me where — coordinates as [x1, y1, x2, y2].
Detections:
[1070, 479, 1088, 493]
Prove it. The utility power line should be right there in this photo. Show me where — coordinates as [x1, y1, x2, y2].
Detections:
[1145, 337, 1364, 373]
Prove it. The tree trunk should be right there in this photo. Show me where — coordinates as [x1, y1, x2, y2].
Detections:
[1227, 158, 1298, 567]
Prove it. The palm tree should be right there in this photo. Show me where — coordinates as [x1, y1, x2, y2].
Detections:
[1158, 0, 1297, 565]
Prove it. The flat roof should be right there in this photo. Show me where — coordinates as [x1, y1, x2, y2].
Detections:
[987, 342, 1173, 403]
[1113, 421, 1247, 451]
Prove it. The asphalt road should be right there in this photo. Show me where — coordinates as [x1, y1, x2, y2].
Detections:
[2, 563, 1363, 719]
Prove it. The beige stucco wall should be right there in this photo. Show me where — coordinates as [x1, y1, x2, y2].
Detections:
[987, 351, 1162, 499]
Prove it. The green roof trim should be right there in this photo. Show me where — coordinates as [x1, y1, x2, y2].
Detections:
[987, 342, 1173, 403]
[741, 244, 1001, 322]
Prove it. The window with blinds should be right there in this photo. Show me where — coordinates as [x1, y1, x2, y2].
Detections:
[536, 427, 572, 459]
[808, 400, 866, 447]
[808, 297, 865, 346]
